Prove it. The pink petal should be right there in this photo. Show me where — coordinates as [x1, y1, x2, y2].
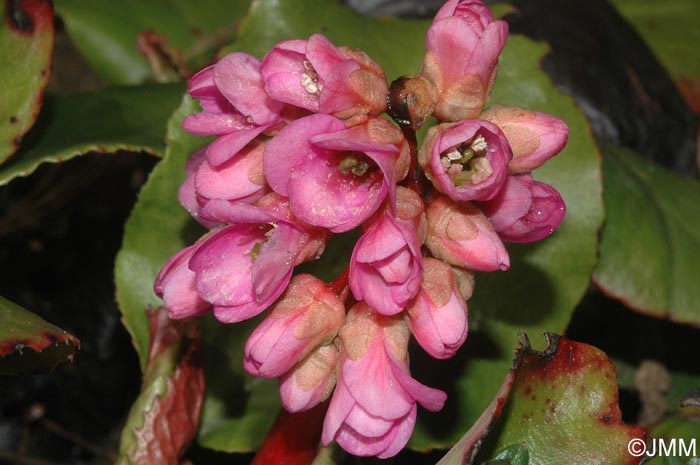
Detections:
[306, 34, 348, 78]
[205, 125, 268, 166]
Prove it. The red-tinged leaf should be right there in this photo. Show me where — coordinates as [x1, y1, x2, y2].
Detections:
[476, 333, 645, 465]
[0, 0, 53, 163]
[252, 403, 329, 465]
[437, 356, 519, 465]
[0, 295, 80, 375]
[116, 307, 204, 465]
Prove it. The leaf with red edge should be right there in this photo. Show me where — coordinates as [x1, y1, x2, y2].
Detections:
[475, 334, 645, 465]
[116, 307, 205, 465]
[0, 295, 79, 375]
[0, 0, 54, 163]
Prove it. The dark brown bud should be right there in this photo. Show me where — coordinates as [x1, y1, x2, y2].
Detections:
[387, 75, 438, 130]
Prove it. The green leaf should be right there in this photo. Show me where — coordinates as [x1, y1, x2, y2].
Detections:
[476, 334, 645, 465]
[610, 0, 700, 111]
[0, 84, 185, 187]
[0, 0, 54, 163]
[593, 145, 700, 325]
[55, 0, 251, 85]
[114, 92, 204, 369]
[484, 444, 530, 465]
[411, 35, 604, 449]
[645, 407, 700, 465]
[0, 295, 79, 375]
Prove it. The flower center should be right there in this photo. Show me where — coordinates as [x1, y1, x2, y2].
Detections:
[440, 134, 492, 186]
[337, 153, 371, 177]
[301, 60, 322, 95]
[250, 224, 276, 261]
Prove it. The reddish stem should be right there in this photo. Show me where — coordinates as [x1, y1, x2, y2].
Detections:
[251, 402, 329, 465]
[329, 267, 349, 296]
[399, 125, 427, 197]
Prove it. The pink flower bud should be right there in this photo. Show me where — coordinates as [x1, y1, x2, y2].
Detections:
[425, 196, 509, 271]
[479, 105, 569, 173]
[479, 174, 566, 243]
[264, 114, 409, 232]
[190, 200, 328, 323]
[244, 274, 345, 378]
[154, 244, 210, 319]
[419, 120, 512, 201]
[194, 139, 268, 206]
[421, 0, 508, 121]
[182, 52, 283, 166]
[322, 303, 446, 458]
[279, 342, 339, 413]
[261, 34, 388, 119]
[349, 187, 425, 315]
[406, 258, 468, 359]
[177, 147, 221, 229]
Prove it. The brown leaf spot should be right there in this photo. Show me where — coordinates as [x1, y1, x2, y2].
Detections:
[9, 116, 18, 124]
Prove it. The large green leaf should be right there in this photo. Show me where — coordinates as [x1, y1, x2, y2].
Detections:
[476, 334, 645, 465]
[0, 295, 80, 375]
[0, 0, 54, 163]
[610, 0, 700, 112]
[56, 0, 251, 85]
[114, 93, 204, 368]
[593, 145, 700, 325]
[642, 406, 700, 465]
[0, 84, 185, 187]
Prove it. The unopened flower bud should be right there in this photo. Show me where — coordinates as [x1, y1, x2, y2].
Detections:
[244, 274, 345, 378]
[279, 342, 339, 413]
[154, 244, 210, 319]
[479, 105, 569, 173]
[387, 75, 438, 129]
[425, 196, 509, 271]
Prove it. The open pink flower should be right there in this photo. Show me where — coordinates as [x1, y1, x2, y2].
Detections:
[479, 173, 566, 243]
[405, 258, 468, 359]
[479, 105, 569, 173]
[349, 187, 425, 315]
[188, 198, 327, 323]
[425, 196, 509, 272]
[154, 243, 211, 320]
[419, 120, 512, 201]
[421, 0, 508, 121]
[182, 52, 284, 165]
[264, 114, 409, 232]
[279, 342, 340, 413]
[261, 34, 388, 120]
[244, 274, 345, 378]
[322, 303, 446, 458]
[178, 147, 221, 230]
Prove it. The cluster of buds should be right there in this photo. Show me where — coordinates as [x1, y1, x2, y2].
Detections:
[154, 0, 568, 458]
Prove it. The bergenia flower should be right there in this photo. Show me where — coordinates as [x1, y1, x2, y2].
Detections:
[405, 257, 468, 359]
[154, 244, 211, 320]
[349, 187, 425, 315]
[182, 52, 283, 166]
[261, 34, 388, 120]
[425, 195, 509, 271]
[244, 274, 345, 378]
[322, 303, 446, 458]
[418, 119, 512, 201]
[188, 198, 327, 323]
[194, 139, 268, 206]
[264, 114, 409, 232]
[279, 342, 340, 413]
[421, 0, 508, 121]
[479, 105, 569, 173]
[479, 173, 566, 243]
[177, 146, 221, 230]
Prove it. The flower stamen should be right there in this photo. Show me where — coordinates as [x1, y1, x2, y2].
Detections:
[440, 134, 492, 186]
[301, 60, 321, 95]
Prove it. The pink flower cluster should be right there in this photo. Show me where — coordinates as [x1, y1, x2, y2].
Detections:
[154, 0, 568, 458]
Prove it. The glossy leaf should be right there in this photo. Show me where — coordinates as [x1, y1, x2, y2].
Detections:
[116, 307, 205, 465]
[610, 0, 700, 112]
[0, 84, 185, 187]
[55, 0, 251, 85]
[0, 0, 53, 163]
[593, 145, 700, 325]
[476, 334, 645, 465]
[0, 295, 79, 375]
[114, 92, 205, 368]
[483, 444, 530, 465]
